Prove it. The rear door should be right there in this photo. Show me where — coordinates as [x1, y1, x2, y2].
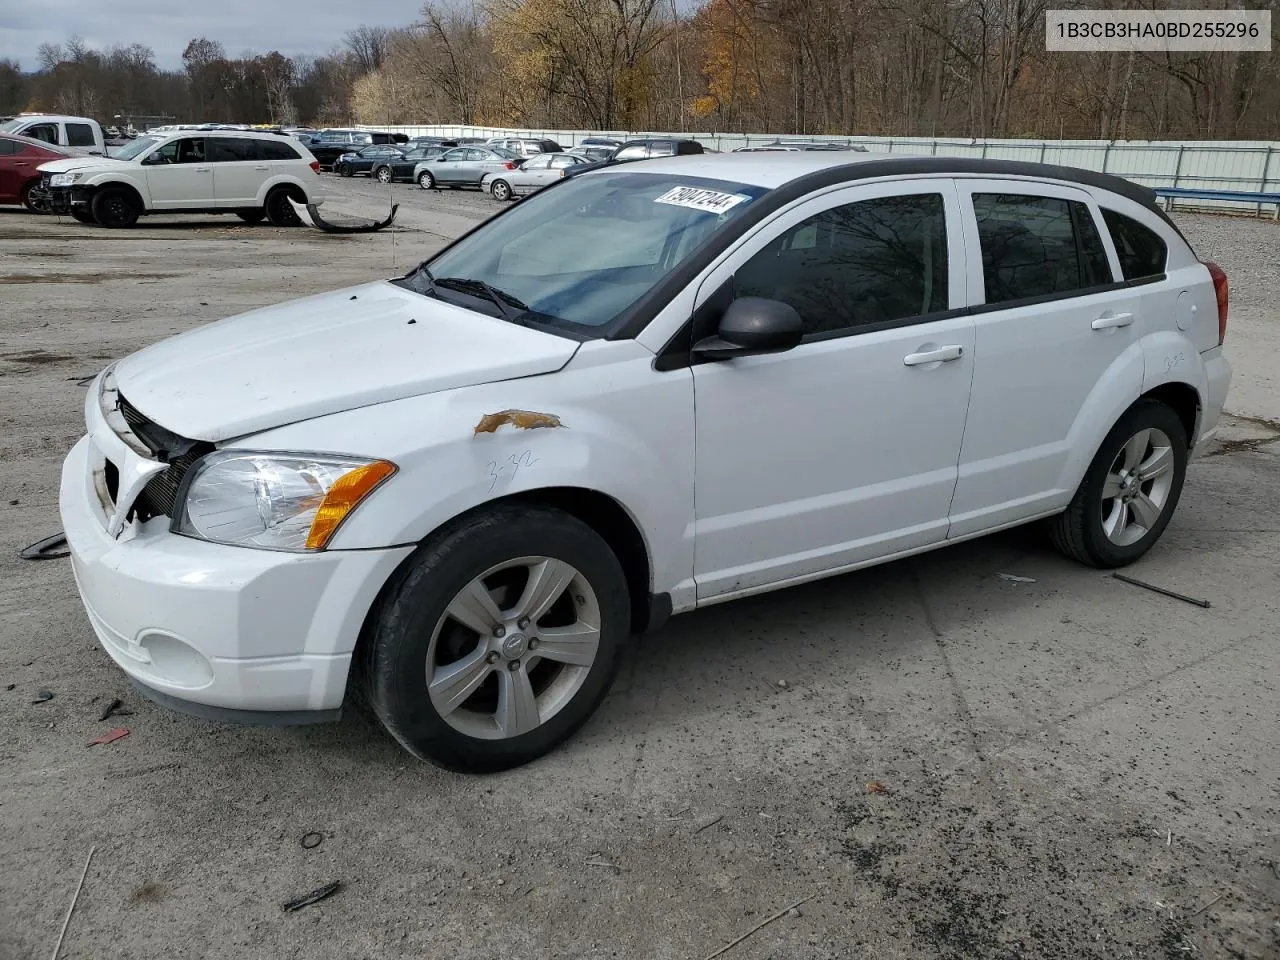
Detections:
[947, 180, 1143, 537]
[144, 136, 213, 208]
[0, 138, 20, 201]
[209, 137, 262, 207]
[510, 154, 551, 193]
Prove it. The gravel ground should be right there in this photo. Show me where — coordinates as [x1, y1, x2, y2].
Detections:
[1, 181, 1278, 960]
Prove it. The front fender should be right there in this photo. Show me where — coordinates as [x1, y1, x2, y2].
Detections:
[84, 172, 152, 207]
[234, 342, 696, 601]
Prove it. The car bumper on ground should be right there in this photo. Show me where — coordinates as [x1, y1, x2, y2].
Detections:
[59, 435, 413, 723]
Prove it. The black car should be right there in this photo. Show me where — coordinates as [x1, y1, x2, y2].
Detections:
[370, 145, 448, 183]
[334, 144, 407, 178]
[564, 138, 707, 178]
[308, 129, 409, 168]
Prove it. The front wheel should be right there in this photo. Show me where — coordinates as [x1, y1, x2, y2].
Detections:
[374, 166, 393, 183]
[417, 170, 435, 189]
[91, 186, 140, 228]
[362, 505, 630, 772]
[338, 165, 353, 177]
[1049, 399, 1188, 568]
[490, 179, 512, 201]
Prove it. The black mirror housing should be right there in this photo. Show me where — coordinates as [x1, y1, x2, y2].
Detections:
[693, 297, 803, 360]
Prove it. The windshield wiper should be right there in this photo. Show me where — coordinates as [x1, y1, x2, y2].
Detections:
[433, 276, 529, 323]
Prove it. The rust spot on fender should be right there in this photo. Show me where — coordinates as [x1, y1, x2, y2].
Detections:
[473, 409, 564, 436]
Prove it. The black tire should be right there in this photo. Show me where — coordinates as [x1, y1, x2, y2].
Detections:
[236, 208, 266, 224]
[1049, 399, 1188, 568]
[91, 186, 140, 228]
[265, 187, 303, 227]
[338, 165, 353, 177]
[362, 505, 630, 772]
[490, 179, 512, 201]
[374, 166, 393, 184]
[20, 181, 48, 214]
[70, 207, 97, 225]
[417, 170, 435, 190]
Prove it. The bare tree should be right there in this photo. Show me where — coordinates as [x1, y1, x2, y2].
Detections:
[345, 25, 391, 74]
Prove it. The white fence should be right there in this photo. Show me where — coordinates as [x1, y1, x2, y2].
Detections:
[362, 124, 1280, 215]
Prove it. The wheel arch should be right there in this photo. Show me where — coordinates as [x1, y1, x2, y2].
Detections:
[1140, 380, 1199, 448]
[86, 179, 147, 210]
[259, 177, 309, 206]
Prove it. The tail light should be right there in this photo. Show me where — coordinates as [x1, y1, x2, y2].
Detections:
[309, 160, 320, 174]
[503, 161, 515, 170]
[1205, 260, 1229, 343]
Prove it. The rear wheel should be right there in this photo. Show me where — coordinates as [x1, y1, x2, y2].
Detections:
[236, 208, 266, 224]
[362, 505, 629, 772]
[264, 187, 303, 227]
[417, 170, 435, 190]
[374, 166, 393, 184]
[90, 186, 140, 228]
[1049, 399, 1188, 568]
[490, 179, 512, 201]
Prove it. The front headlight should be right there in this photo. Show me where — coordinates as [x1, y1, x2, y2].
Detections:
[175, 452, 396, 551]
[50, 172, 84, 186]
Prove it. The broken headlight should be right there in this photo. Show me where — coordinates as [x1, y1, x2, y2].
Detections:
[174, 451, 396, 551]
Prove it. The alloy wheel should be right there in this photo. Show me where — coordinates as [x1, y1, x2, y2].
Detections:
[426, 557, 601, 740]
[1100, 427, 1175, 546]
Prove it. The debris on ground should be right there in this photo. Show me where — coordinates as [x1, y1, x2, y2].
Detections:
[51, 846, 95, 960]
[866, 781, 889, 794]
[98, 698, 132, 721]
[288, 198, 398, 233]
[703, 893, 817, 960]
[282, 880, 342, 913]
[88, 728, 129, 747]
[19, 533, 70, 561]
[31, 689, 54, 704]
[300, 832, 324, 850]
[996, 572, 1037, 583]
[1111, 572, 1211, 608]
[694, 814, 724, 834]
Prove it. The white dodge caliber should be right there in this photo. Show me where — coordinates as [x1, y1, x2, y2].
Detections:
[61, 153, 1232, 770]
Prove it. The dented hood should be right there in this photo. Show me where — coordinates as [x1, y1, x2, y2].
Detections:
[113, 281, 579, 442]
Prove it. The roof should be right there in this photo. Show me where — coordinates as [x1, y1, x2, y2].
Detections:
[607, 151, 1167, 220]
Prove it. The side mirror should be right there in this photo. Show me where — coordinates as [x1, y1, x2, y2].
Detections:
[693, 297, 803, 360]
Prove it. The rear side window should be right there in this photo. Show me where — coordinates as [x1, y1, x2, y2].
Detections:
[615, 144, 648, 160]
[66, 123, 96, 147]
[259, 138, 300, 161]
[25, 123, 58, 144]
[210, 138, 258, 162]
[1102, 209, 1167, 280]
[0, 139, 15, 156]
[973, 194, 1112, 305]
[735, 193, 949, 336]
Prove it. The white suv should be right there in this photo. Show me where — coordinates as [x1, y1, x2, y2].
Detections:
[37, 129, 325, 227]
[60, 153, 1231, 771]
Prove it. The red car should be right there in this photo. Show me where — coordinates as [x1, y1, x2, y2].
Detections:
[0, 133, 87, 211]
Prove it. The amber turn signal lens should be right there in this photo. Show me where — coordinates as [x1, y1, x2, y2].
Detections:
[305, 460, 397, 549]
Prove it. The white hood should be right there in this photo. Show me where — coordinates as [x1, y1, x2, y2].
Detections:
[37, 157, 116, 174]
[113, 281, 580, 442]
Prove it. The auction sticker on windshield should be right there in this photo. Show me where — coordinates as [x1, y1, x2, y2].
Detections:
[654, 187, 749, 214]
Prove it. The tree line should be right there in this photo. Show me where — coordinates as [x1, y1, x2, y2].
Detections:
[3, 0, 1278, 140]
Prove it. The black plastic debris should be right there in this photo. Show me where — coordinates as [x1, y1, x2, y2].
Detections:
[300, 832, 324, 850]
[32, 689, 54, 704]
[282, 880, 341, 912]
[99, 698, 132, 721]
[20, 533, 70, 561]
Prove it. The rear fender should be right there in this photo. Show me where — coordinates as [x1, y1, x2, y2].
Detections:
[1055, 340, 1145, 496]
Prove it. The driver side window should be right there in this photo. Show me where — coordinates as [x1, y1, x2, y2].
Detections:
[734, 193, 949, 337]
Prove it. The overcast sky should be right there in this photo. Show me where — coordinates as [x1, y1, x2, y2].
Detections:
[1, 0, 426, 70]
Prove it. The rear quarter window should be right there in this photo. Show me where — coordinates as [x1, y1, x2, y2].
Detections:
[1102, 209, 1168, 280]
[259, 138, 300, 161]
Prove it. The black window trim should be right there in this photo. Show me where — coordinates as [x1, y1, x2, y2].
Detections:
[1100, 206, 1169, 281]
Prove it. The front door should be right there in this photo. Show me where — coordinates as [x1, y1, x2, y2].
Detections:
[690, 180, 976, 600]
[144, 137, 213, 209]
[946, 180, 1144, 537]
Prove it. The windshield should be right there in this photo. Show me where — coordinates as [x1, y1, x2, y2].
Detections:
[0, 119, 24, 133]
[401, 172, 767, 336]
[113, 135, 161, 161]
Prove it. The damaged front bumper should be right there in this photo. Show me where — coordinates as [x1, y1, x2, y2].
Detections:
[41, 178, 91, 215]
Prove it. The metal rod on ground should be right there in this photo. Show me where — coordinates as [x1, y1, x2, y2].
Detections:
[702, 893, 817, 960]
[51, 845, 95, 960]
[1111, 573, 1211, 608]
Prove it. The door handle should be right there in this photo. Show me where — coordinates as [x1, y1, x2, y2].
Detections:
[1091, 312, 1134, 330]
[194, 166, 211, 173]
[903, 344, 965, 366]
[254, 165, 270, 171]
